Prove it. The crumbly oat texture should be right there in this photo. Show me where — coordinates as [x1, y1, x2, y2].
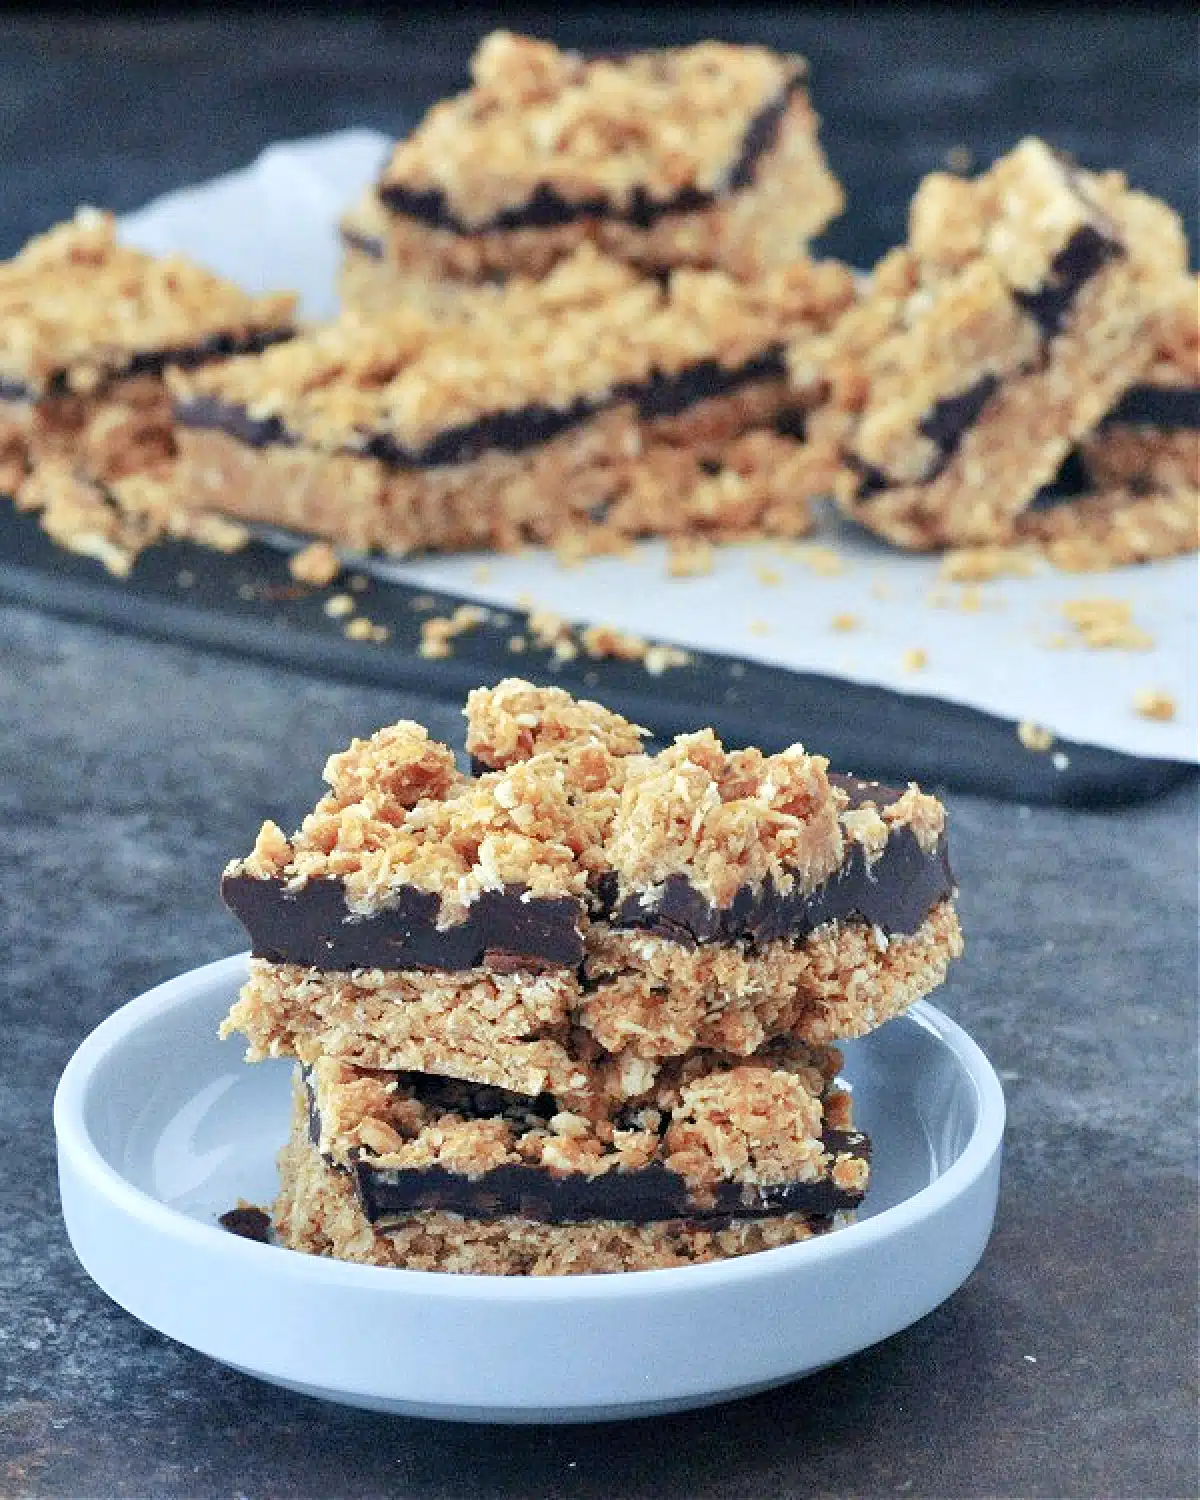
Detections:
[276, 1108, 836, 1275]
[175, 246, 852, 455]
[0, 208, 295, 395]
[357, 33, 844, 286]
[802, 138, 1188, 549]
[307, 1043, 861, 1197]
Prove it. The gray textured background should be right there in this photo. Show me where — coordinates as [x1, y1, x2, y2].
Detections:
[2, 8, 1198, 1498]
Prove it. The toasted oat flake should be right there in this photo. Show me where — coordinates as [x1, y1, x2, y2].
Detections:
[1133, 689, 1177, 722]
[288, 540, 341, 587]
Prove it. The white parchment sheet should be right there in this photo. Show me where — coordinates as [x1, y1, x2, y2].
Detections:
[121, 131, 1198, 763]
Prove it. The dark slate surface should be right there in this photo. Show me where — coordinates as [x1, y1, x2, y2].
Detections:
[1, 9, 1198, 1499]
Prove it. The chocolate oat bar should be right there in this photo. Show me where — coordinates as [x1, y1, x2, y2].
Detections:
[339, 32, 844, 310]
[1016, 275, 1198, 568]
[275, 1046, 868, 1275]
[0, 208, 296, 570]
[171, 247, 854, 557]
[802, 138, 1188, 549]
[220, 681, 961, 1106]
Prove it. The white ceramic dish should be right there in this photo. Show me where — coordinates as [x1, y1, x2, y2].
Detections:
[55, 953, 1004, 1423]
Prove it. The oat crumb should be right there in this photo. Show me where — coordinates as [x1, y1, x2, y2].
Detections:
[1133, 689, 1176, 722]
[1017, 720, 1055, 752]
[410, 593, 437, 612]
[344, 617, 374, 642]
[288, 540, 340, 587]
[748, 619, 771, 636]
[830, 613, 859, 633]
[324, 593, 355, 619]
[507, 634, 527, 653]
[755, 565, 783, 587]
[940, 545, 1039, 583]
[901, 648, 928, 672]
[945, 144, 974, 173]
[349, 573, 369, 593]
[1062, 597, 1154, 651]
[419, 603, 488, 657]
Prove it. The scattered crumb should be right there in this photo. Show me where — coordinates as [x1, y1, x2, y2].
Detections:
[409, 593, 437, 612]
[940, 545, 1039, 583]
[176, 569, 195, 588]
[643, 643, 693, 675]
[945, 144, 974, 173]
[344, 616, 390, 644]
[748, 619, 771, 636]
[523, 605, 690, 673]
[287, 540, 340, 587]
[1017, 720, 1056, 752]
[667, 537, 715, 578]
[471, 563, 493, 583]
[349, 573, 369, 593]
[901, 648, 928, 672]
[1052, 750, 1070, 771]
[830, 612, 859, 633]
[507, 634, 527, 653]
[1062, 597, 1154, 651]
[419, 604, 487, 658]
[324, 593, 355, 619]
[1133, 689, 1177, 722]
[755, 565, 783, 587]
[515, 592, 535, 609]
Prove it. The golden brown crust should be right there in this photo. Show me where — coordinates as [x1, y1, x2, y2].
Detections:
[380, 36, 799, 224]
[0, 208, 295, 395]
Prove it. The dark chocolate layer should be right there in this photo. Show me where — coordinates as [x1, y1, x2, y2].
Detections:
[377, 75, 800, 235]
[349, 1140, 866, 1227]
[221, 874, 585, 970]
[175, 349, 786, 470]
[223, 772, 951, 970]
[1104, 385, 1200, 430]
[0, 327, 294, 403]
[606, 827, 953, 945]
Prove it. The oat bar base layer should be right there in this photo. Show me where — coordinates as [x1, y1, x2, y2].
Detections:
[172, 403, 826, 557]
[222, 900, 961, 1103]
[275, 1097, 837, 1275]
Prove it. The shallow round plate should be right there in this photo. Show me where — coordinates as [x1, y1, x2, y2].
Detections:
[55, 953, 1004, 1423]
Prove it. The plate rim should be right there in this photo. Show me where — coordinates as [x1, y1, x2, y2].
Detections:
[54, 950, 1006, 1300]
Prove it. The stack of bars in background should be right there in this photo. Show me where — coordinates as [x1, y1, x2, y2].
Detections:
[0, 30, 1194, 577]
[217, 680, 963, 1275]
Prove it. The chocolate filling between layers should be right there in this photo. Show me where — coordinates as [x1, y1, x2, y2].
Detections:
[221, 876, 585, 970]
[222, 774, 953, 971]
[852, 207, 1126, 503]
[0, 327, 295, 404]
[175, 349, 786, 470]
[377, 74, 802, 235]
[1103, 385, 1200, 430]
[302, 1070, 868, 1226]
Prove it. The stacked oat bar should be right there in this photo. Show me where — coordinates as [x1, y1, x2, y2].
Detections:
[218, 680, 962, 1275]
[169, 246, 854, 558]
[799, 138, 1194, 556]
[339, 32, 844, 312]
[0, 208, 296, 574]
